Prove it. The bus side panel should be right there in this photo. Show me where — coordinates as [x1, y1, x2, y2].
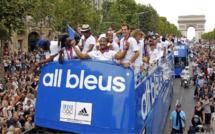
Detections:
[135, 54, 174, 134]
[150, 80, 173, 133]
[135, 78, 173, 134]
[35, 61, 136, 133]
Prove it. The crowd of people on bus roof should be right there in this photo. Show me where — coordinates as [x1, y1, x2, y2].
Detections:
[35, 24, 176, 75]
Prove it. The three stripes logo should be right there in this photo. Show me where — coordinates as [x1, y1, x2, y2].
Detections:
[78, 108, 89, 116]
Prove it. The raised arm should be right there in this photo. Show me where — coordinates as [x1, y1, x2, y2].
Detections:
[34, 53, 58, 69]
[115, 49, 128, 60]
[114, 42, 129, 60]
[72, 45, 90, 59]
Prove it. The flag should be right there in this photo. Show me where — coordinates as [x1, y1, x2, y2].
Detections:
[67, 25, 76, 40]
[37, 39, 46, 47]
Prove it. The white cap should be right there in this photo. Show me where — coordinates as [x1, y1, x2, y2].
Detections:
[98, 33, 106, 41]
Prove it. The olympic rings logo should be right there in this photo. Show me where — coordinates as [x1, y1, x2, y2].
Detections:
[62, 104, 73, 115]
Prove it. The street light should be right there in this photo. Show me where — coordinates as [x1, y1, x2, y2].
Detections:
[136, 12, 146, 29]
[136, 11, 151, 29]
[136, 9, 153, 32]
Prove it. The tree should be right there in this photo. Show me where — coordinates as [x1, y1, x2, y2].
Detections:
[0, 0, 32, 36]
[157, 17, 181, 37]
[0, 22, 9, 40]
[101, 0, 138, 32]
[202, 29, 215, 41]
[29, 0, 101, 34]
[136, 4, 159, 33]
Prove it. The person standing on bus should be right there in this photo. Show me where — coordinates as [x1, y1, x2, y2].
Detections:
[170, 103, 186, 134]
[72, 37, 120, 61]
[106, 30, 120, 52]
[78, 24, 96, 53]
[130, 29, 144, 73]
[117, 24, 140, 72]
[148, 36, 160, 65]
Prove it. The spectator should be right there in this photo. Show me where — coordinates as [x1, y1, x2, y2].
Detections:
[193, 101, 205, 123]
[169, 103, 186, 134]
[0, 46, 38, 133]
[201, 95, 212, 131]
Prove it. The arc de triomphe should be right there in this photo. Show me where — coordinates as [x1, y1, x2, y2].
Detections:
[178, 15, 206, 40]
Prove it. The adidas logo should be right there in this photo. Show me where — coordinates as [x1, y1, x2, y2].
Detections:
[78, 108, 89, 116]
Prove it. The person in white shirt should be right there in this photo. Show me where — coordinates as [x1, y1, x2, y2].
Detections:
[161, 37, 168, 56]
[117, 24, 140, 69]
[180, 66, 190, 86]
[78, 24, 96, 53]
[107, 26, 120, 44]
[72, 37, 117, 61]
[53, 38, 79, 62]
[155, 34, 165, 58]
[106, 31, 120, 52]
[131, 29, 144, 73]
[34, 35, 76, 68]
[148, 36, 160, 64]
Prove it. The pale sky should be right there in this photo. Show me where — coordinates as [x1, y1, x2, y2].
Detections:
[135, 0, 215, 33]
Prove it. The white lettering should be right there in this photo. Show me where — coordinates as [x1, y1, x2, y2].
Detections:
[84, 75, 97, 90]
[43, 69, 126, 93]
[112, 77, 126, 92]
[79, 70, 84, 89]
[43, 73, 54, 87]
[154, 76, 159, 97]
[150, 77, 155, 105]
[146, 81, 151, 114]
[141, 92, 147, 120]
[54, 69, 58, 87]
[66, 70, 79, 88]
[58, 69, 62, 87]
[98, 76, 112, 91]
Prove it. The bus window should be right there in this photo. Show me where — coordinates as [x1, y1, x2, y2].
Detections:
[174, 57, 187, 68]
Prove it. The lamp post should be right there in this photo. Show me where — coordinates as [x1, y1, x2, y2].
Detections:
[136, 11, 151, 30]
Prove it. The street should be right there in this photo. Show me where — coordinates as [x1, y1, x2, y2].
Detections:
[164, 78, 196, 133]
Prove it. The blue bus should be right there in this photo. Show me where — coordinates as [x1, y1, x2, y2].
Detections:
[34, 53, 174, 134]
[174, 44, 189, 76]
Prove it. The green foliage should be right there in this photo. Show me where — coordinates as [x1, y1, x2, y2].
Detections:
[29, 0, 101, 34]
[0, 0, 32, 36]
[157, 17, 181, 36]
[101, 0, 138, 32]
[0, 0, 181, 38]
[101, 0, 181, 36]
[0, 22, 9, 40]
[201, 29, 215, 40]
[136, 4, 159, 33]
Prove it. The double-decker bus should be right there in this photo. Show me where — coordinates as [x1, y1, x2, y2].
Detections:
[174, 43, 189, 77]
[30, 53, 174, 134]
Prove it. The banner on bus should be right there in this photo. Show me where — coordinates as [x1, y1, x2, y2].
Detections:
[35, 60, 136, 133]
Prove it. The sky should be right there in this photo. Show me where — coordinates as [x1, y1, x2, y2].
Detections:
[135, 0, 215, 33]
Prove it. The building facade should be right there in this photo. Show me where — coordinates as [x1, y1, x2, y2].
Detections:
[9, 16, 57, 52]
